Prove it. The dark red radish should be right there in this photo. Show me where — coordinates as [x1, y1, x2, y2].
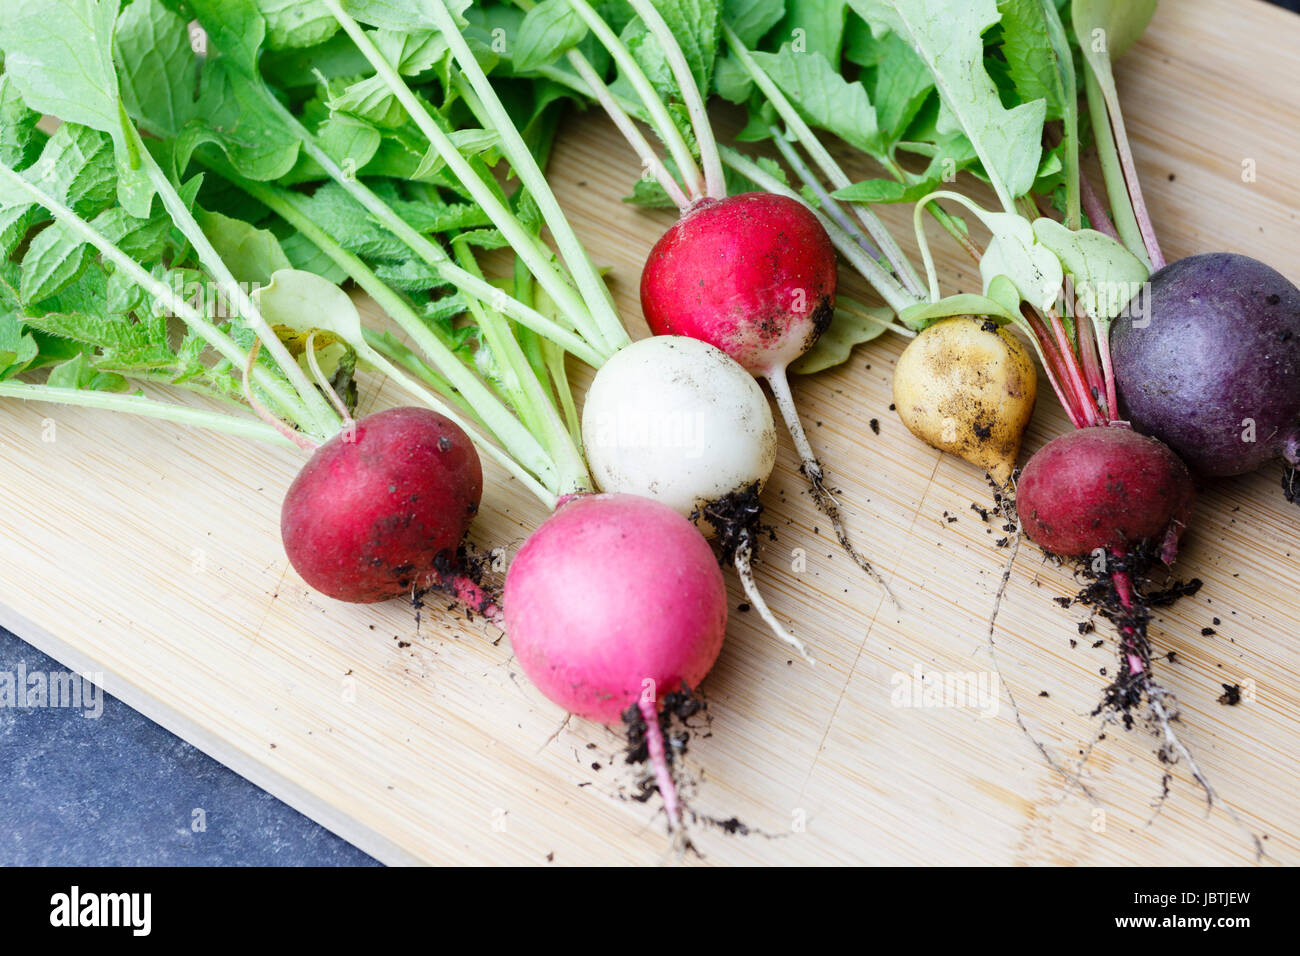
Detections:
[641, 192, 892, 600]
[1111, 253, 1300, 480]
[641, 193, 836, 376]
[1017, 427, 1195, 562]
[281, 406, 483, 604]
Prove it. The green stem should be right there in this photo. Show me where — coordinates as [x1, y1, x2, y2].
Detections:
[131, 130, 337, 437]
[623, 0, 726, 199]
[450, 237, 591, 496]
[722, 23, 927, 300]
[234, 174, 562, 492]
[420, 0, 629, 357]
[0, 381, 295, 447]
[561, 0, 705, 201]
[0, 159, 323, 440]
[361, 329, 480, 421]
[558, 42, 691, 211]
[318, 1, 611, 361]
[1084, 67, 1152, 271]
[256, 87, 606, 368]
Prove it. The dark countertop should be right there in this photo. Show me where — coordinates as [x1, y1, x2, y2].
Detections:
[0, 627, 377, 866]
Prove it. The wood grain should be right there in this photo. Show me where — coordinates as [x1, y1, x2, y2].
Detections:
[1, 0, 1297, 865]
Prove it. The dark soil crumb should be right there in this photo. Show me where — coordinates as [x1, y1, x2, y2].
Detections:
[693, 482, 769, 565]
[1217, 684, 1242, 706]
[869, 418, 880, 435]
[737, 602, 751, 612]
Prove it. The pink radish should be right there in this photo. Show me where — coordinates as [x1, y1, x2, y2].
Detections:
[504, 492, 727, 830]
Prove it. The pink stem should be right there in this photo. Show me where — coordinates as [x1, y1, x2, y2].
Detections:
[242, 339, 319, 452]
[638, 696, 682, 830]
[1073, 297, 1108, 413]
[1043, 305, 1101, 427]
[1021, 305, 1089, 430]
[442, 574, 503, 627]
[1111, 559, 1145, 677]
[1095, 322, 1122, 426]
[1079, 169, 1120, 241]
[1101, 79, 1166, 270]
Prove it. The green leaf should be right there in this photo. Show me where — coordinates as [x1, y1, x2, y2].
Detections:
[770, 0, 848, 63]
[513, 0, 589, 72]
[1031, 217, 1149, 322]
[186, 0, 266, 76]
[850, 0, 1046, 206]
[791, 300, 891, 374]
[24, 124, 118, 219]
[624, 0, 721, 98]
[0, 312, 40, 379]
[833, 177, 939, 204]
[1071, 0, 1156, 62]
[19, 219, 94, 306]
[115, 0, 198, 138]
[712, 53, 754, 103]
[0, 74, 43, 168]
[725, 0, 786, 47]
[279, 231, 349, 284]
[255, 0, 340, 50]
[0, 0, 123, 134]
[996, 0, 1065, 121]
[976, 209, 1063, 310]
[340, 0, 471, 33]
[196, 208, 293, 286]
[864, 28, 934, 146]
[45, 351, 130, 391]
[752, 47, 883, 155]
[898, 290, 1020, 330]
[254, 267, 364, 354]
[178, 59, 301, 180]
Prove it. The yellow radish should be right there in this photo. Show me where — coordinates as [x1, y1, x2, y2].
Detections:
[892, 317, 1037, 483]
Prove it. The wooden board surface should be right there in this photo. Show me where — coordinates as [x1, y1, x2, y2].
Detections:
[2, 0, 1298, 865]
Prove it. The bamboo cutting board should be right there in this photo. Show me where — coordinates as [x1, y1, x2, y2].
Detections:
[2, 0, 1297, 866]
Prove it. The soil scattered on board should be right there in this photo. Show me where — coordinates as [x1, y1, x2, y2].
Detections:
[618, 685, 769, 852]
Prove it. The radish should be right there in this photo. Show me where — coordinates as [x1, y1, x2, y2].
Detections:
[280, 406, 491, 607]
[549, 0, 895, 600]
[1111, 253, 1300, 492]
[581, 336, 810, 660]
[640, 193, 836, 381]
[1061, 2, 1300, 508]
[582, 337, 776, 523]
[892, 318, 1038, 484]
[1017, 427, 1195, 564]
[504, 492, 727, 834]
[303, 0, 762, 839]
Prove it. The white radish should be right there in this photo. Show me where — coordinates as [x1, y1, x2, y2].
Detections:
[582, 336, 811, 662]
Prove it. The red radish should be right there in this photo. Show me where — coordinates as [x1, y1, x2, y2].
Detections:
[641, 193, 836, 376]
[554, 0, 892, 600]
[504, 492, 727, 833]
[1017, 427, 1195, 563]
[281, 406, 486, 605]
[641, 192, 891, 598]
